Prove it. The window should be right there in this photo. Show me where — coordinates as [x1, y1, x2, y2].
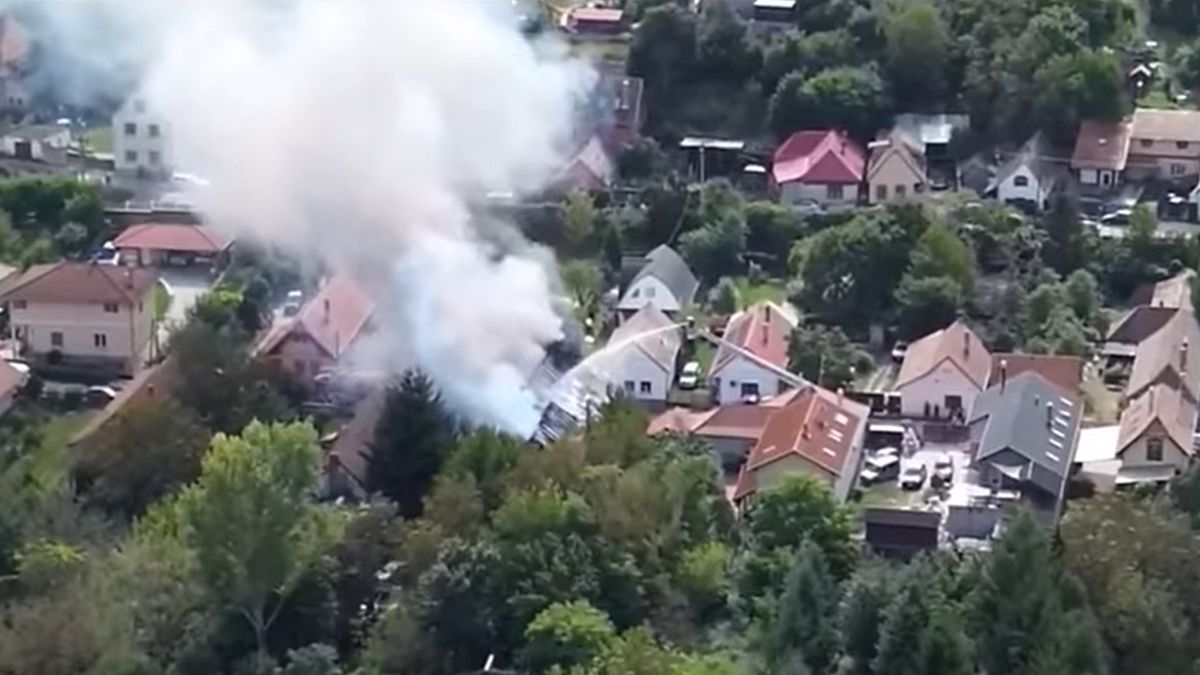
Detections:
[639, 381, 651, 394]
[826, 184, 844, 200]
[149, 124, 160, 138]
[645, 286, 656, 298]
[125, 150, 138, 163]
[103, 302, 119, 313]
[876, 184, 888, 200]
[1172, 163, 1187, 176]
[624, 380, 635, 393]
[1148, 438, 1164, 462]
[1014, 175, 1029, 187]
[895, 184, 907, 197]
[93, 333, 107, 348]
[124, 122, 136, 136]
[945, 394, 963, 410]
[149, 151, 161, 166]
[1141, 139, 1153, 148]
[1179, 141, 1190, 150]
[11, 300, 25, 309]
[50, 331, 62, 347]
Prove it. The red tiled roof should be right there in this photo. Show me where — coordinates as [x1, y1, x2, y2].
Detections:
[0, 262, 159, 305]
[990, 353, 1084, 395]
[896, 320, 991, 390]
[647, 407, 717, 435]
[772, 130, 866, 185]
[256, 275, 374, 360]
[711, 302, 795, 375]
[113, 223, 231, 254]
[1071, 120, 1132, 171]
[733, 386, 864, 501]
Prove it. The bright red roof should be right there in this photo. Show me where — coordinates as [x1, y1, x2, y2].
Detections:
[712, 302, 794, 374]
[113, 223, 231, 254]
[256, 275, 375, 360]
[772, 130, 866, 185]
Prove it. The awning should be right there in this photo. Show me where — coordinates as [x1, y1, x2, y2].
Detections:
[1115, 464, 1178, 485]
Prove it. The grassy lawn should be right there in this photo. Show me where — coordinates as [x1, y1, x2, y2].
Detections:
[80, 126, 113, 154]
[734, 278, 788, 308]
[154, 281, 173, 320]
[1081, 363, 1120, 423]
[1138, 88, 1184, 110]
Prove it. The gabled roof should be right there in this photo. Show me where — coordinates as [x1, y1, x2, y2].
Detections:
[1071, 120, 1132, 171]
[990, 353, 1084, 395]
[1127, 309, 1200, 403]
[606, 304, 681, 374]
[1131, 108, 1200, 143]
[867, 131, 926, 183]
[969, 371, 1081, 494]
[113, 223, 231, 254]
[993, 132, 1060, 189]
[1118, 382, 1197, 457]
[772, 130, 866, 185]
[618, 245, 699, 309]
[895, 320, 992, 390]
[2, 124, 65, 142]
[711, 301, 797, 375]
[1107, 305, 1179, 344]
[733, 385, 868, 501]
[255, 275, 374, 360]
[0, 261, 159, 305]
[1131, 270, 1194, 310]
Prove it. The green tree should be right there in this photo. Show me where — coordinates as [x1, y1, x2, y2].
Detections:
[696, 0, 761, 83]
[440, 428, 524, 511]
[1033, 48, 1126, 142]
[744, 200, 803, 275]
[52, 221, 89, 258]
[675, 541, 730, 621]
[564, 191, 597, 257]
[1176, 37, 1200, 90]
[71, 398, 210, 518]
[895, 275, 964, 340]
[908, 221, 975, 293]
[764, 540, 840, 675]
[882, 0, 950, 108]
[418, 537, 501, 673]
[769, 66, 884, 139]
[1043, 194, 1087, 273]
[629, 5, 698, 108]
[787, 323, 873, 390]
[279, 644, 342, 675]
[169, 421, 336, 658]
[679, 213, 747, 284]
[841, 569, 892, 675]
[708, 276, 741, 314]
[367, 370, 457, 517]
[561, 259, 603, 324]
[519, 600, 617, 674]
[745, 474, 856, 577]
[1064, 268, 1101, 325]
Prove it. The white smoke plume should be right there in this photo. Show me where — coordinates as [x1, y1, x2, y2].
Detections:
[20, 1, 591, 434]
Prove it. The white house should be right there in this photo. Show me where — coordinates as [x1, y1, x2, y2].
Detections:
[0, 124, 69, 161]
[895, 320, 992, 419]
[1113, 382, 1196, 486]
[617, 245, 699, 320]
[709, 301, 803, 403]
[113, 96, 173, 179]
[603, 304, 681, 405]
[990, 133, 1058, 210]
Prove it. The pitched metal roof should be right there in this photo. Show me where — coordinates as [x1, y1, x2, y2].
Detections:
[619, 245, 698, 308]
[606, 304, 681, 374]
[772, 129, 866, 185]
[896, 320, 991, 390]
[969, 371, 1081, 490]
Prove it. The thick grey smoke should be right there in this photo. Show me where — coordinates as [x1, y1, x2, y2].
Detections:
[25, 1, 590, 433]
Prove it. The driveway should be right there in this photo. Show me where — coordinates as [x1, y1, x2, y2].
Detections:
[158, 267, 215, 340]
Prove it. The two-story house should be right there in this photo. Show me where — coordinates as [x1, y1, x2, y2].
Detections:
[772, 129, 865, 208]
[113, 96, 173, 179]
[895, 320, 992, 419]
[1127, 109, 1200, 183]
[0, 262, 160, 376]
[617, 245, 699, 321]
[603, 304, 681, 408]
[709, 301, 803, 403]
[866, 131, 927, 203]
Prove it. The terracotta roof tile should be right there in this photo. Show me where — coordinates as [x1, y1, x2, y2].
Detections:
[990, 353, 1084, 395]
[113, 223, 231, 254]
[711, 302, 796, 375]
[256, 275, 374, 359]
[896, 320, 991, 390]
[1131, 109, 1200, 143]
[0, 262, 159, 305]
[1118, 382, 1197, 456]
[772, 129, 866, 185]
[1071, 120, 1132, 170]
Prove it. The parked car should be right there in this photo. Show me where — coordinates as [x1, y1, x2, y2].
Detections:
[860, 455, 901, 486]
[873, 446, 900, 460]
[932, 455, 954, 487]
[283, 290, 304, 316]
[891, 341, 909, 363]
[1100, 208, 1132, 225]
[899, 462, 928, 490]
[86, 385, 118, 405]
[679, 361, 702, 390]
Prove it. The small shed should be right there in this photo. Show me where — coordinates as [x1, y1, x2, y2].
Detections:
[863, 507, 940, 558]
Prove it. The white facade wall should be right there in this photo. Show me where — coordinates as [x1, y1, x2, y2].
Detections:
[711, 355, 798, 404]
[618, 275, 681, 315]
[996, 164, 1043, 205]
[11, 293, 155, 374]
[113, 98, 173, 175]
[780, 180, 858, 207]
[897, 359, 981, 418]
[1119, 424, 1190, 474]
[610, 348, 671, 402]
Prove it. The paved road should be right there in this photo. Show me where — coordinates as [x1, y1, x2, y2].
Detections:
[158, 268, 215, 341]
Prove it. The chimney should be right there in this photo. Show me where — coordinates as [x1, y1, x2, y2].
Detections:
[837, 387, 845, 408]
[1181, 339, 1189, 371]
[963, 330, 970, 358]
[802, 423, 810, 440]
[999, 358, 1008, 392]
[1046, 401, 1054, 429]
[323, 298, 331, 324]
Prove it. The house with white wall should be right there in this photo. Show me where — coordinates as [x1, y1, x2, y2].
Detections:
[0, 262, 160, 376]
[709, 301, 803, 403]
[866, 131, 926, 203]
[113, 96, 173, 179]
[772, 129, 865, 208]
[603, 304, 681, 407]
[0, 124, 69, 162]
[617, 245, 698, 321]
[990, 133, 1058, 211]
[895, 320, 992, 419]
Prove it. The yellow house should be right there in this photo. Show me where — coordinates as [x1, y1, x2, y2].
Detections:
[866, 132, 927, 203]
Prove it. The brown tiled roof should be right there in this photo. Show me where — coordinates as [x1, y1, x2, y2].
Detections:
[1131, 270, 1194, 310]
[113, 223, 231, 254]
[256, 275, 374, 359]
[647, 407, 716, 435]
[896, 320, 991, 390]
[1127, 309, 1200, 403]
[0, 262, 159, 305]
[1118, 382, 1197, 457]
[1131, 109, 1200, 143]
[1071, 120, 1132, 171]
[1108, 305, 1179, 344]
[733, 386, 867, 501]
[711, 302, 796, 375]
[990, 353, 1084, 395]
